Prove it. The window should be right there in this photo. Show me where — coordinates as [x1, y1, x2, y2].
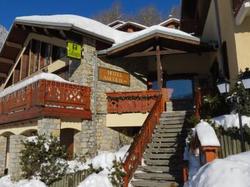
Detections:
[52, 45, 66, 61]
[40, 42, 52, 68]
[166, 79, 193, 100]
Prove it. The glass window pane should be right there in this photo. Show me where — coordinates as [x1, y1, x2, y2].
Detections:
[167, 79, 193, 100]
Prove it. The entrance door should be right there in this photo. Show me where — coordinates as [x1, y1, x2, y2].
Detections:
[166, 79, 194, 111]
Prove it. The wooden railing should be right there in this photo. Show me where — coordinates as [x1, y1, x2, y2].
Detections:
[194, 87, 202, 120]
[107, 90, 161, 114]
[0, 80, 91, 124]
[123, 89, 168, 187]
[232, 0, 244, 16]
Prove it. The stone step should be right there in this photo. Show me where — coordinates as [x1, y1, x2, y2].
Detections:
[134, 173, 180, 181]
[161, 111, 187, 117]
[159, 119, 185, 124]
[153, 132, 180, 138]
[148, 142, 179, 148]
[144, 153, 182, 160]
[152, 137, 182, 143]
[145, 147, 183, 154]
[137, 165, 181, 173]
[131, 180, 179, 187]
[144, 159, 180, 166]
[152, 137, 179, 143]
[160, 116, 186, 122]
[155, 125, 183, 130]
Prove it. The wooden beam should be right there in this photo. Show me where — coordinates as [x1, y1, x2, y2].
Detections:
[156, 45, 163, 89]
[59, 30, 67, 39]
[31, 27, 37, 32]
[44, 28, 50, 35]
[125, 49, 186, 58]
[6, 41, 22, 49]
[0, 57, 14, 65]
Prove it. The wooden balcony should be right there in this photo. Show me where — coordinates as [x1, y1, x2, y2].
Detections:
[0, 80, 91, 124]
[107, 90, 165, 114]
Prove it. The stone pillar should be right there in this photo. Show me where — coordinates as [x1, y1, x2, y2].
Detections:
[74, 120, 97, 157]
[8, 135, 25, 181]
[96, 114, 120, 152]
[37, 118, 61, 138]
[0, 136, 7, 176]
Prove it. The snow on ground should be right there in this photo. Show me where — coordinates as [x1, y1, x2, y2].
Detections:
[77, 145, 130, 187]
[0, 175, 46, 187]
[187, 151, 250, 187]
[0, 145, 129, 187]
[212, 114, 250, 129]
[195, 121, 220, 147]
[77, 173, 112, 187]
[0, 72, 72, 98]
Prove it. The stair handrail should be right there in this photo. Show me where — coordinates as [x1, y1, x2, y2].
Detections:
[123, 88, 168, 187]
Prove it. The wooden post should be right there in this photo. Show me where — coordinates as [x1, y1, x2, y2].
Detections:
[201, 146, 220, 163]
[156, 45, 163, 89]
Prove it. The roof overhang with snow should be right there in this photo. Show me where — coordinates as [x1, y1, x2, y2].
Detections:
[114, 21, 148, 31]
[98, 26, 213, 58]
[159, 18, 180, 27]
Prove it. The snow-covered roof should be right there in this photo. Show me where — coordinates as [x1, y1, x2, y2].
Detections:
[15, 15, 199, 49]
[15, 15, 130, 44]
[0, 73, 72, 98]
[195, 121, 220, 147]
[108, 20, 125, 27]
[101, 25, 200, 54]
[114, 21, 148, 30]
[159, 18, 180, 26]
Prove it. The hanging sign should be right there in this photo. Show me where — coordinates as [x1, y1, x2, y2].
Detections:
[98, 67, 130, 86]
[67, 41, 82, 60]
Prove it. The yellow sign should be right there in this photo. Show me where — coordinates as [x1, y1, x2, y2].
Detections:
[67, 41, 82, 60]
[98, 67, 130, 86]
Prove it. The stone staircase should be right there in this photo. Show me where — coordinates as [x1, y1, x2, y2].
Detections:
[131, 111, 188, 187]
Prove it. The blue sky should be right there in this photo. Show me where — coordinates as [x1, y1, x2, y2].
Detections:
[0, 0, 180, 30]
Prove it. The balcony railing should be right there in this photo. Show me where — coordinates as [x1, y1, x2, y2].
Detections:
[106, 90, 162, 114]
[0, 80, 91, 124]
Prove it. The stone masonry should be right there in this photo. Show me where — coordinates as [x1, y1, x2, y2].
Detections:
[0, 136, 7, 176]
[69, 36, 147, 153]
[74, 120, 97, 157]
[8, 135, 25, 181]
[37, 118, 61, 138]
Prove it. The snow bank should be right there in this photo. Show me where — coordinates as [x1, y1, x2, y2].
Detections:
[77, 173, 112, 187]
[212, 114, 250, 129]
[195, 121, 220, 147]
[188, 151, 250, 187]
[77, 145, 129, 187]
[0, 175, 47, 187]
[0, 72, 71, 98]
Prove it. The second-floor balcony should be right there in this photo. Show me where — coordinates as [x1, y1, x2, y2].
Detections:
[0, 74, 91, 124]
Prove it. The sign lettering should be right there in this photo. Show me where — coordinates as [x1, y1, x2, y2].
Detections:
[98, 67, 130, 86]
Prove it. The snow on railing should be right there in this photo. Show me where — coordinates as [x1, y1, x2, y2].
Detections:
[183, 121, 221, 182]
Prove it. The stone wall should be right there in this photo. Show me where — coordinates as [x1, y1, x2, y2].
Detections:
[74, 120, 97, 157]
[0, 136, 7, 176]
[68, 36, 147, 152]
[8, 135, 25, 181]
[37, 118, 61, 138]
